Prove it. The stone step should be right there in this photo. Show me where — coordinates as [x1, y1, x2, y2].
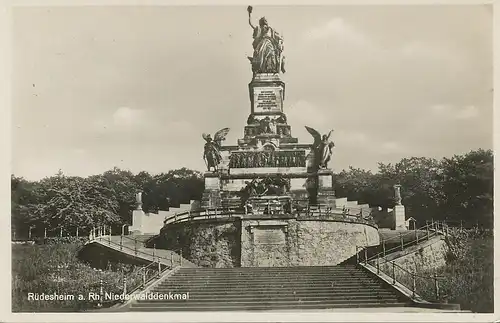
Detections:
[135, 295, 401, 303]
[177, 267, 359, 272]
[127, 265, 412, 311]
[152, 290, 397, 297]
[157, 283, 385, 290]
[177, 267, 358, 273]
[168, 273, 372, 279]
[154, 288, 389, 295]
[131, 298, 405, 307]
[175, 270, 362, 275]
[163, 278, 377, 285]
[128, 302, 409, 311]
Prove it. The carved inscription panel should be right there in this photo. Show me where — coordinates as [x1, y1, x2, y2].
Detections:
[254, 227, 286, 245]
[253, 87, 283, 113]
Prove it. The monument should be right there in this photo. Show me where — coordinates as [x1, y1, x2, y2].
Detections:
[393, 184, 406, 230]
[159, 7, 380, 268]
[201, 6, 336, 212]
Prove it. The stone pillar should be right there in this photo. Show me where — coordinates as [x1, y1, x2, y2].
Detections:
[392, 184, 405, 229]
[394, 205, 406, 230]
[204, 172, 220, 190]
[130, 209, 145, 234]
[317, 170, 333, 189]
[203, 172, 221, 209]
[317, 169, 335, 207]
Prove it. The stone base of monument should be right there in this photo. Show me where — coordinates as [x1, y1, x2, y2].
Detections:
[204, 172, 220, 190]
[317, 169, 333, 189]
[393, 205, 406, 230]
[159, 215, 380, 268]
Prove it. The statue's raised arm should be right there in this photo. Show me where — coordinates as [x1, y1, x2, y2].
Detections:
[247, 6, 255, 29]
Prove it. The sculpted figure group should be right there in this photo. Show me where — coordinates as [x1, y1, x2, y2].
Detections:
[241, 175, 291, 197]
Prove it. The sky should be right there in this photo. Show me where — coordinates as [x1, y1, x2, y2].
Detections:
[12, 5, 493, 180]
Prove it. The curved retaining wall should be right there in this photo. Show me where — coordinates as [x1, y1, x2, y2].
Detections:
[159, 217, 379, 268]
[157, 219, 242, 268]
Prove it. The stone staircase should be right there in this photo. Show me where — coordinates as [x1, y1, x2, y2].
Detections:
[127, 265, 412, 311]
[85, 234, 197, 268]
[131, 201, 195, 234]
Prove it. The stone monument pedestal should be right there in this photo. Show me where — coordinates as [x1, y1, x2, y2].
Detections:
[393, 205, 406, 230]
[130, 209, 145, 233]
[316, 169, 335, 206]
[202, 172, 222, 208]
[204, 172, 220, 190]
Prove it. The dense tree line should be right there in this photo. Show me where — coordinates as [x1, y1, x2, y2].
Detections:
[11, 167, 204, 238]
[333, 149, 493, 228]
[11, 149, 493, 238]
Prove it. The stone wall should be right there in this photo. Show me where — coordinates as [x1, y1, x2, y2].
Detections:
[240, 218, 379, 267]
[159, 219, 241, 268]
[160, 216, 380, 268]
[376, 236, 447, 274]
[294, 220, 379, 266]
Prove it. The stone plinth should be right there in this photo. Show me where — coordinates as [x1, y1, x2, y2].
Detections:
[130, 209, 145, 233]
[393, 205, 406, 230]
[204, 172, 220, 190]
[317, 169, 333, 189]
[130, 210, 166, 235]
[249, 73, 285, 114]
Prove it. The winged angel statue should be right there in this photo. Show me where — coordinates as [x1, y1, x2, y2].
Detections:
[305, 126, 335, 169]
[202, 128, 230, 172]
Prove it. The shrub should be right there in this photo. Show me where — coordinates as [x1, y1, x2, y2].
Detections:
[12, 242, 141, 312]
[415, 230, 493, 312]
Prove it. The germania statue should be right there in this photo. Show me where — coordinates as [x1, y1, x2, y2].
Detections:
[247, 6, 286, 74]
[202, 128, 230, 172]
[305, 126, 335, 169]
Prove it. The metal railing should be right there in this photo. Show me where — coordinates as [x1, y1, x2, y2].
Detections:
[90, 225, 185, 269]
[93, 252, 181, 308]
[356, 220, 448, 301]
[163, 205, 377, 227]
[359, 250, 444, 301]
[370, 220, 447, 259]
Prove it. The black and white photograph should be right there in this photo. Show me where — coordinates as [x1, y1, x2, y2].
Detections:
[6, 2, 496, 320]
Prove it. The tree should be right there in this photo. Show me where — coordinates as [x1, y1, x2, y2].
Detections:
[332, 167, 376, 204]
[440, 149, 493, 227]
[29, 172, 120, 231]
[377, 157, 444, 222]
